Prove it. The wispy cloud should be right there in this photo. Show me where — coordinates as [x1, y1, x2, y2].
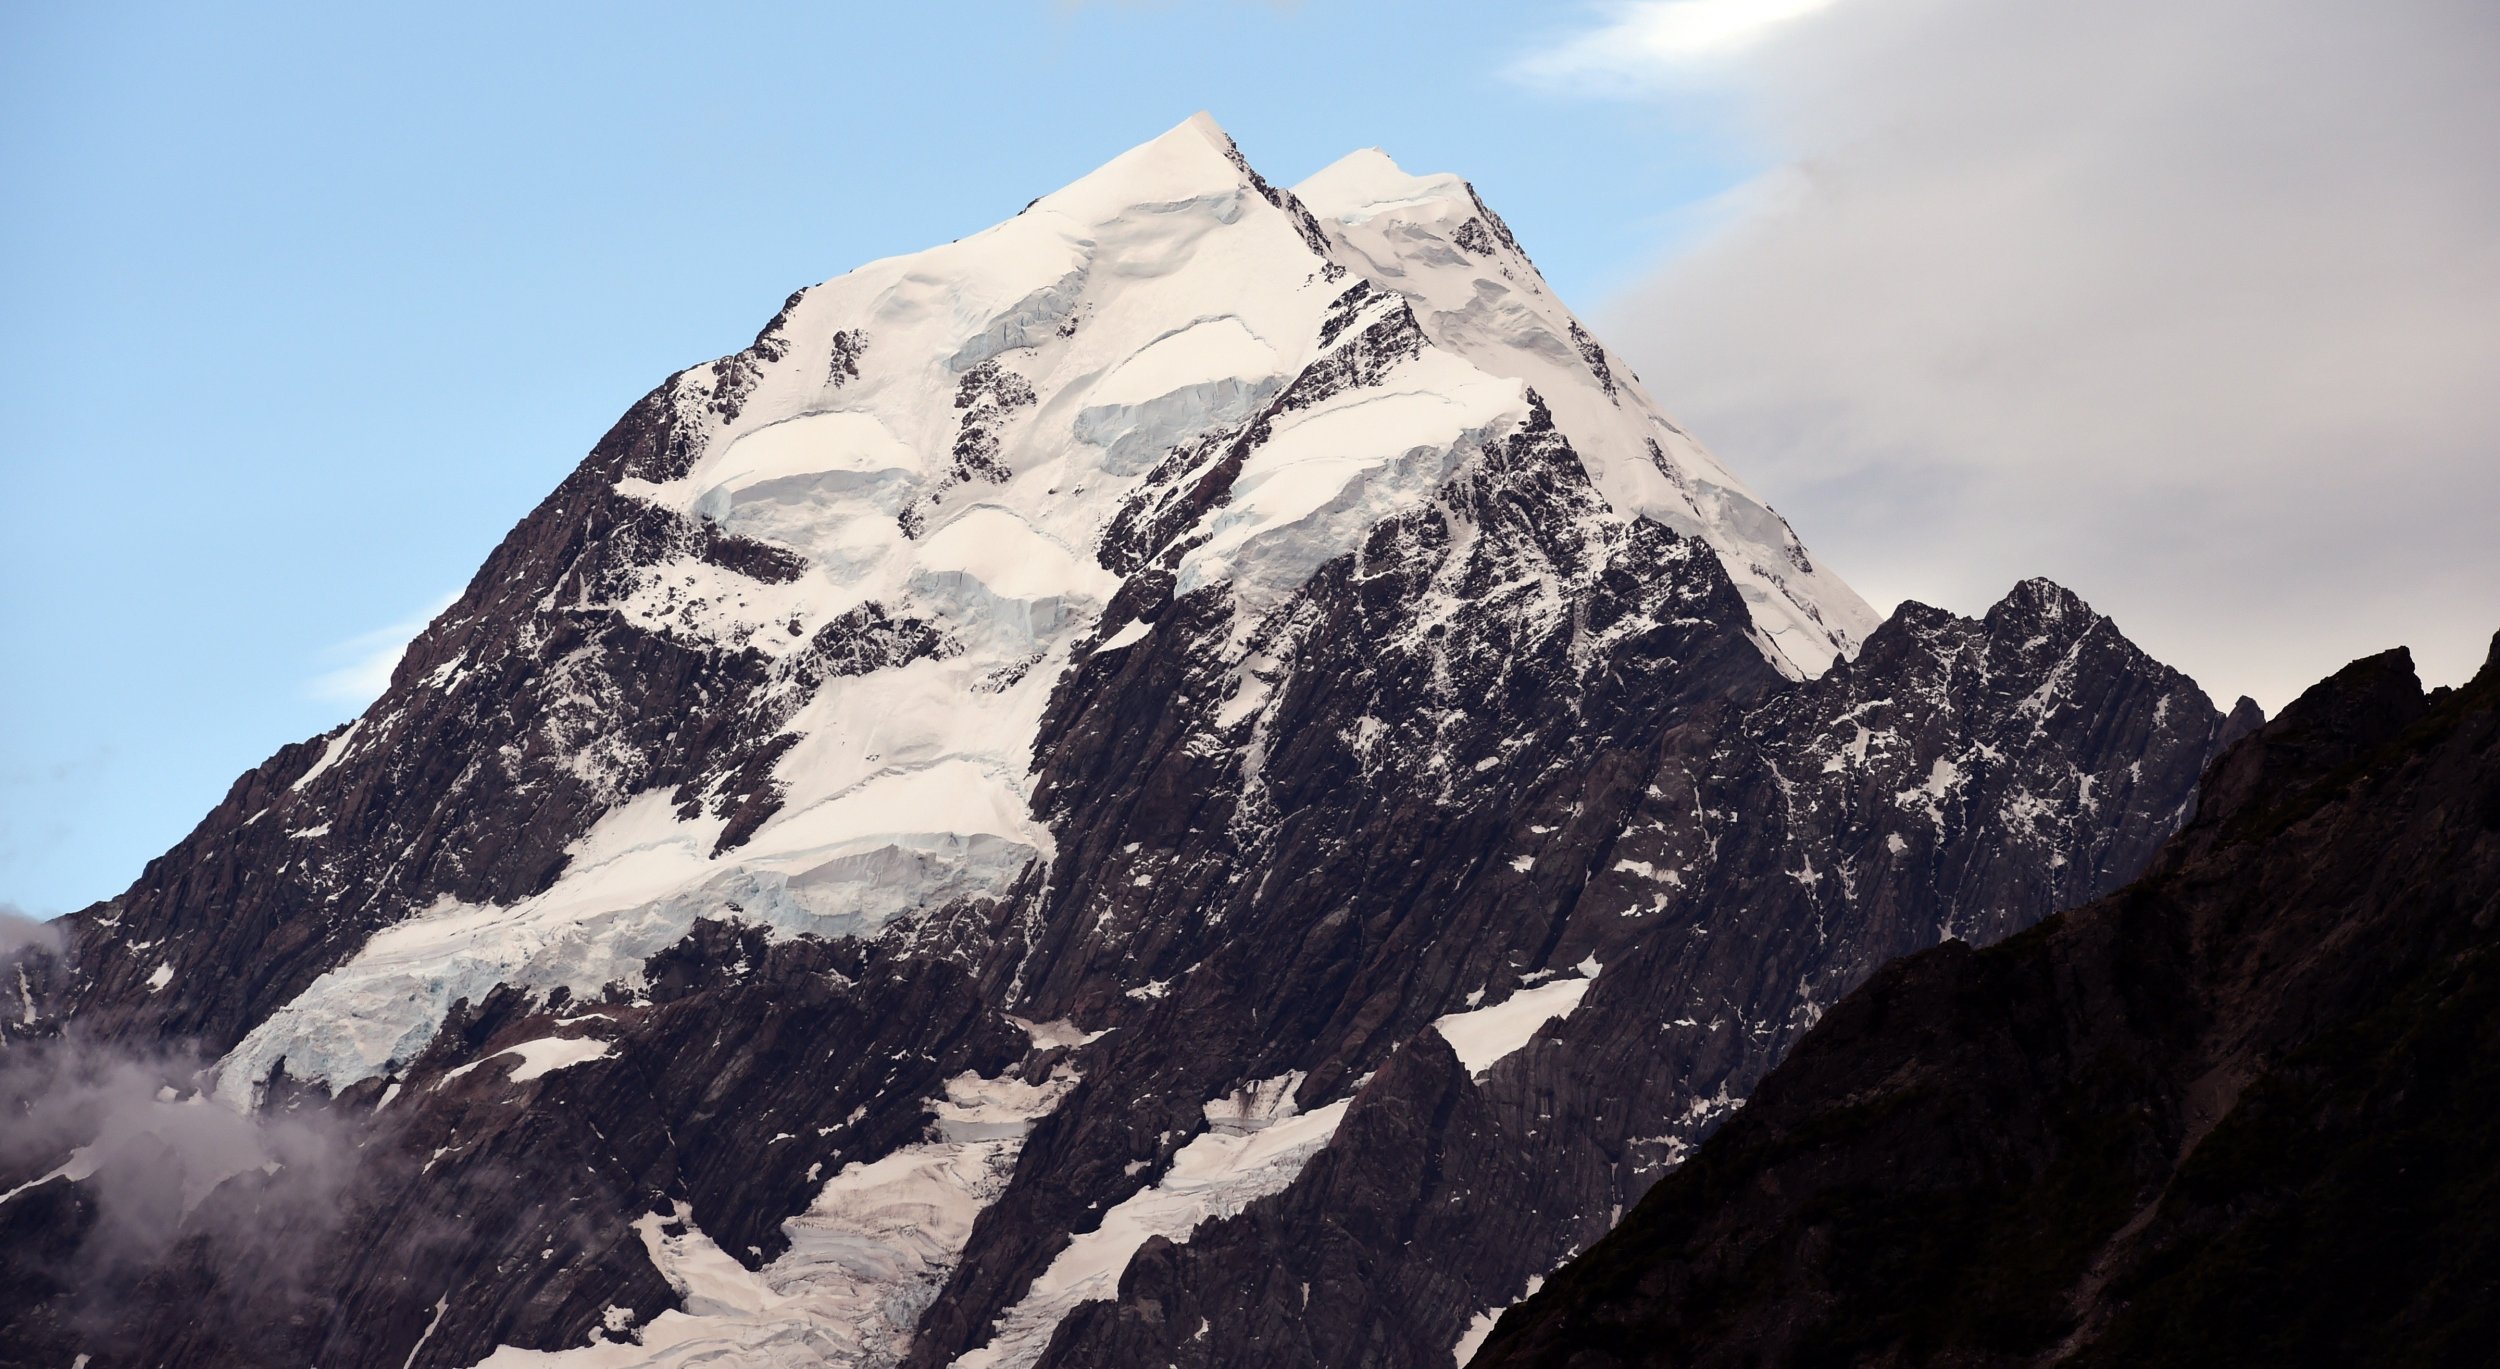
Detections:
[0, 1035, 363, 1332]
[1531, 0, 2500, 709]
[308, 592, 459, 706]
[1, 901, 63, 961]
[1508, 0, 1845, 88]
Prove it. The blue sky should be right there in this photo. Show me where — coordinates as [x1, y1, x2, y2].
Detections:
[0, 2, 1767, 914]
[9, 0, 2494, 915]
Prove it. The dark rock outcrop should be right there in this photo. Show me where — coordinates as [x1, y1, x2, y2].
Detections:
[999, 579, 2240, 1369]
[1475, 633, 2500, 1368]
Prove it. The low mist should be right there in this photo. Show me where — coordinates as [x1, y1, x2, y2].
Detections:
[0, 901, 63, 961]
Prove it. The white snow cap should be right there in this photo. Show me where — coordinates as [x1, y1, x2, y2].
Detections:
[222, 113, 1872, 1109]
[233, 112, 1884, 1369]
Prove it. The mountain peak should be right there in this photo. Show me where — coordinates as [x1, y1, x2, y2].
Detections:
[1292, 146, 1472, 224]
[10, 115, 2259, 1369]
[1177, 109, 1231, 147]
[1986, 576, 2094, 631]
[1285, 139, 1879, 673]
[1023, 111, 1266, 226]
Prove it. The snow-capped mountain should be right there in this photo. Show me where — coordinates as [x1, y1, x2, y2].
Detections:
[2, 117, 2247, 1369]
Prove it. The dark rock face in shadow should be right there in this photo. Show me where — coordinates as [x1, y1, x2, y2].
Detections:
[994, 577, 2238, 1369]
[1475, 634, 2500, 1369]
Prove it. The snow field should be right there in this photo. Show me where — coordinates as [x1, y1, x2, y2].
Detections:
[475, 1062, 1081, 1368]
[212, 111, 1888, 1367]
[1430, 958, 1604, 1078]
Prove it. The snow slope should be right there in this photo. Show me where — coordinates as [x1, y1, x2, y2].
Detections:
[222, 114, 1871, 1108]
[186, 114, 1885, 1366]
[1293, 149, 1874, 675]
[954, 1074, 1354, 1369]
[474, 1061, 1080, 1368]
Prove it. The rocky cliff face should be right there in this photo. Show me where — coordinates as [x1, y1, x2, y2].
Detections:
[1006, 577, 2243, 1369]
[1474, 634, 2500, 1368]
[0, 117, 2248, 1369]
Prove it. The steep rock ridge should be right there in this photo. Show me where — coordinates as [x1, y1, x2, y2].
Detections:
[1291, 148, 1869, 677]
[1474, 634, 2500, 1368]
[2, 116, 2240, 1369]
[24, 372, 822, 1056]
[908, 401, 1790, 1369]
[1002, 580, 2240, 1369]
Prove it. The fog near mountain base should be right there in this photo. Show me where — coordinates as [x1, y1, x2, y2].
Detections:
[1557, 0, 2500, 709]
[1, 902, 63, 960]
[0, 1035, 362, 1316]
[3, 888, 358, 1288]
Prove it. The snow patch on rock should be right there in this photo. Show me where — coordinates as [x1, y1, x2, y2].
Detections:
[439, 1035, 614, 1088]
[477, 1064, 1078, 1368]
[1431, 963, 1602, 1078]
[953, 1072, 1353, 1369]
[1452, 1273, 1544, 1365]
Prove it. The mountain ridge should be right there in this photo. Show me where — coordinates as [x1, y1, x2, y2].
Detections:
[1473, 632, 2499, 1367]
[3, 117, 2243, 1369]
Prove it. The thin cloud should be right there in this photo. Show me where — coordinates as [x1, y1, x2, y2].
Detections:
[1, 901, 63, 962]
[308, 592, 459, 706]
[0, 1035, 363, 1345]
[1509, 0, 1846, 87]
[1530, 0, 2500, 709]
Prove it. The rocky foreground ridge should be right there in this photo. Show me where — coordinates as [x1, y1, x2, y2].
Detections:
[2, 117, 2252, 1369]
[1477, 634, 2500, 1367]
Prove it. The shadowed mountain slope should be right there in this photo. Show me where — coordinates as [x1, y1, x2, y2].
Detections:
[1476, 632, 2500, 1368]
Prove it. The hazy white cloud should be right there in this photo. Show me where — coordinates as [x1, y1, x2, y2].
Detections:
[0, 1037, 359, 1292]
[0, 901, 63, 961]
[1530, 0, 2500, 709]
[308, 592, 459, 706]
[1511, 0, 1848, 87]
